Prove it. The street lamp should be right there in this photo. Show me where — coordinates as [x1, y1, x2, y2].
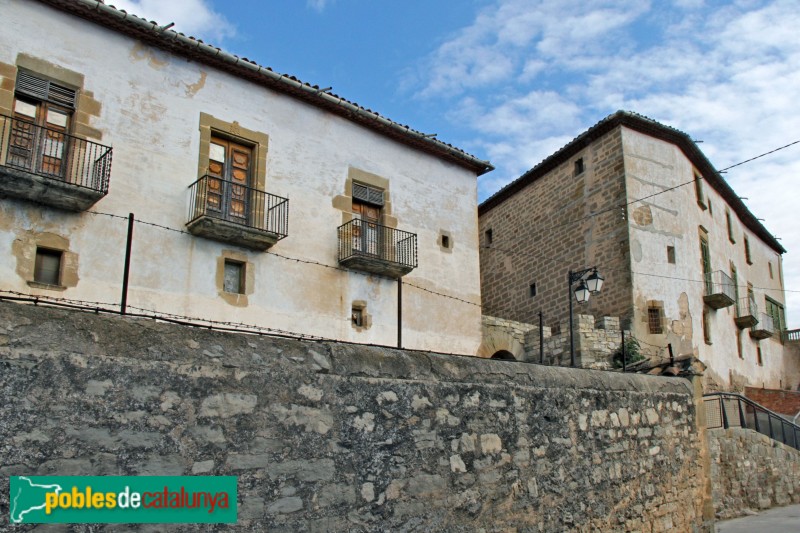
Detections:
[568, 267, 604, 367]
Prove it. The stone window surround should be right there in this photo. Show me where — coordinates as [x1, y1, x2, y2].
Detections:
[216, 250, 254, 307]
[197, 112, 269, 192]
[0, 54, 103, 141]
[351, 300, 372, 331]
[13, 231, 79, 292]
[332, 167, 397, 228]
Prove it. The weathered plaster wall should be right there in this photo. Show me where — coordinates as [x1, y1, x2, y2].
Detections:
[707, 428, 800, 519]
[479, 127, 632, 330]
[0, 301, 712, 531]
[0, 0, 483, 355]
[620, 127, 795, 391]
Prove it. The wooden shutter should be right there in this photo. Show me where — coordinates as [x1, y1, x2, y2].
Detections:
[16, 71, 76, 109]
[352, 183, 384, 206]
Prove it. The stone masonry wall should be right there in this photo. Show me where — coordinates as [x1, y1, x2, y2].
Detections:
[0, 301, 711, 531]
[707, 428, 800, 519]
[479, 126, 633, 328]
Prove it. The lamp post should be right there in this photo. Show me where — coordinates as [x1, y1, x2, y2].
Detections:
[568, 267, 604, 367]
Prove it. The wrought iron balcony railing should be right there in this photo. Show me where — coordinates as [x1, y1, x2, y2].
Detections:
[0, 114, 112, 210]
[786, 329, 800, 343]
[750, 312, 775, 340]
[734, 296, 758, 329]
[337, 219, 417, 278]
[703, 270, 735, 309]
[186, 175, 288, 251]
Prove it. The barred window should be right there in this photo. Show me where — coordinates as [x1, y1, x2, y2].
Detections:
[648, 307, 663, 334]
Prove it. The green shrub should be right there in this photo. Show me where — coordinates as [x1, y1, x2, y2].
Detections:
[612, 337, 645, 368]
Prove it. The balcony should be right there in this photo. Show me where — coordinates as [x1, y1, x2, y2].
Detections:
[703, 270, 735, 309]
[186, 175, 288, 251]
[750, 313, 775, 340]
[785, 329, 800, 343]
[0, 114, 112, 211]
[734, 296, 759, 329]
[337, 219, 417, 278]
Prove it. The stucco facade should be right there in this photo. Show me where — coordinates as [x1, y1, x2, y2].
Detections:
[0, 0, 491, 354]
[479, 111, 798, 390]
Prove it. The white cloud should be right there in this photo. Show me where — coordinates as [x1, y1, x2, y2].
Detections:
[109, 0, 235, 42]
[307, 0, 335, 12]
[412, 0, 800, 323]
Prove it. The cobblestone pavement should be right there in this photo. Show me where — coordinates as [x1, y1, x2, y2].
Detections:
[716, 504, 800, 532]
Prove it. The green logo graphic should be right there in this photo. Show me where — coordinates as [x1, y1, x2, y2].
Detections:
[9, 476, 237, 524]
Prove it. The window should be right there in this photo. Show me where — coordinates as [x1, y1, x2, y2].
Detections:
[725, 211, 735, 243]
[351, 301, 370, 330]
[11, 71, 76, 177]
[757, 346, 763, 366]
[694, 173, 706, 209]
[730, 263, 739, 313]
[485, 228, 493, 245]
[351, 307, 364, 327]
[206, 136, 254, 224]
[764, 297, 786, 334]
[647, 306, 663, 334]
[744, 237, 752, 265]
[768, 262, 773, 279]
[223, 260, 244, 294]
[351, 184, 383, 255]
[573, 158, 584, 176]
[441, 235, 450, 249]
[34, 248, 62, 285]
[700, 230, 712, 294]
[667, 246, 676, 264]
[529, 283, 537, 297]
[702, 307, 712, 344]
[708, 198, 713, 216]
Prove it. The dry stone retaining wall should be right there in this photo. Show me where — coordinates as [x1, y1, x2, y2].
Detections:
[707, 427, 800, 519]
[0, 301, 710, 531]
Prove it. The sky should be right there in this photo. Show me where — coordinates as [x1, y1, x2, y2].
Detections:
[111, 0, 800, 326]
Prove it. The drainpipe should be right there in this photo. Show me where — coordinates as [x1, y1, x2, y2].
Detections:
[397, 278, 402, 349]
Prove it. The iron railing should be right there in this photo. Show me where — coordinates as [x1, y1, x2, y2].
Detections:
[735, 296, 757, 318]
[703, 270, 735, 301]
[704, 392, 800, 450]
[750, 312, 776, 339]
[337, 219, 417, 269]
[785, 329, 800, 343]
[187, 175, 288, 239]
[0, 114, 112, 193]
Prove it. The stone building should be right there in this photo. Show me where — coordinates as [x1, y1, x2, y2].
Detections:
[479, 111, 798, 390]
[0, 0, 492, 354]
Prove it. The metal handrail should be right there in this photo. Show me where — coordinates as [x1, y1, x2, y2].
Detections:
[337, 219, 418, 269]
[703, 392, 800, 450]
[785, 329, 800, 342]
[0, 114, 112, 193]
[703, 270, 735, 301]
[752, 313, 775, 334]
[735, 296, 757, 318]
[187, 174, 289, 239]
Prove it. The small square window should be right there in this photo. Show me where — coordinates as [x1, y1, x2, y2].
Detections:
[574, 158, 584, 176]
[34, 248, 62, 285]
[223, 260, 244, 294]
[667, 246, 676, 264]
[485, 229, 493, 245]
[647, 307, 663, 334]
[352, 307, 364, 327]
[442, 235, 450, 249]
[529, 283, 537, 297]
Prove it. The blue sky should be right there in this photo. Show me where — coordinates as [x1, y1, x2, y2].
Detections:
[113, 0, 800, 324]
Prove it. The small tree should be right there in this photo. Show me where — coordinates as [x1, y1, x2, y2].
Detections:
[612, 336, 645, 368]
